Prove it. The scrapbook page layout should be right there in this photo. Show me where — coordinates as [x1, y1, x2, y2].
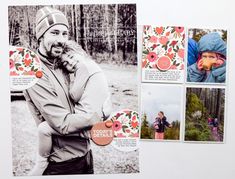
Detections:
[140, 26, 228, 143]
[9, 4, 139, 176]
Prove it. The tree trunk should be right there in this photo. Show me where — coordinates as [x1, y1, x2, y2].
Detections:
[80, 5, 85, 49]
[216, 89, 222, 120]
[114, 4, 118, 53]
[73, 5, 77, 42]
[104, 4, 112, 52]
[26, 6, 31, 47]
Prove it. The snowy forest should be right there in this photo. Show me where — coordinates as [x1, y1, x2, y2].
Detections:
[8, 4, 137, 65]
[185, 88, 225, 142]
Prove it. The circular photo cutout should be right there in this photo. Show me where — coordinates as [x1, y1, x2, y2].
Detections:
[109, 109, 139, 152]
[156, 56, 172, 71]
[9, 46, 42, 91]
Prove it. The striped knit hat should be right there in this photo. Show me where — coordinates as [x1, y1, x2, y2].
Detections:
[36, 6, 69, 40]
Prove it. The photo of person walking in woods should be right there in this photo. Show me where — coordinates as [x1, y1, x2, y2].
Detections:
[154, 111, 172, 140]
[185, 87, 225, 142]
[141, 84, 182, 141]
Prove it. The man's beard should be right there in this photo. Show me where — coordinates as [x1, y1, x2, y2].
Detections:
[46, 42, 65, 60]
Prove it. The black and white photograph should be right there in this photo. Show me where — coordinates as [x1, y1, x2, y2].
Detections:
[9, 4, 138, 176]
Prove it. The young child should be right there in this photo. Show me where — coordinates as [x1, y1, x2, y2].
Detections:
[187, 32, 226, 83]
[153, 111, 172, 140]
[29, 41, 112, 175]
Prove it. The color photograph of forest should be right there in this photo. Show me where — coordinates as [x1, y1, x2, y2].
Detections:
[184, 87, 225, 142]
[141, 84, 182, 140]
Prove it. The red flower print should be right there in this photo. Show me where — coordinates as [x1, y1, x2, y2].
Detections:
[152, 44, 157, 49]
[159, 36, 168, 45]
[175, 27, 184, 33]
[132, 115, 136, 121]
[18, 67, 24, 71]
[150, 36, 158, 43]
[9, 59, 14, 69]
[113, 121, 122, 131]
[178, 49, 184, 58]
[125, 129, 131, 133]
[147, 52, 158, 62]
[9, 51, 14, 57]
[25, 53, 29, 58]
[131, 121, 139, 128]
[170, 40, 178, 47]
[168, 48, 172, 53]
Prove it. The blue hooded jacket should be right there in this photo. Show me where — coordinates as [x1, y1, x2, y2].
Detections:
[187, 38, 198, 66]
[187, 32, 226, 83]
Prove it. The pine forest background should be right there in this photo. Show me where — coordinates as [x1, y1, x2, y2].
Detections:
[8, 4, 137, 65]
[141, 113, 180, 140]
[185, 88, 225, 142]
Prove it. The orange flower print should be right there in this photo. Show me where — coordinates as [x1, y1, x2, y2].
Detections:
[155, 27, 163, 35]
[159, 36, 168, 45]
[167, 53, 174, 60]
[147, 52, 158, 62]
[131, 121, 139, 128]
[24, 59, 32, 67]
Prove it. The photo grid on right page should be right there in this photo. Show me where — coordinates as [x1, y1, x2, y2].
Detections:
[140, 25, 228, 143]
[185, 28, 227, 143]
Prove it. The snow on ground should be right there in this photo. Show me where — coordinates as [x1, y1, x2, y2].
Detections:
[11, 64, 139, 176]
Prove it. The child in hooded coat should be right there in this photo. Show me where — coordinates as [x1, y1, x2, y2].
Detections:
[187, 32, 226, 83]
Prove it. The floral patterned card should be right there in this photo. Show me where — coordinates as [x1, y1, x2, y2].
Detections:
[141, 26, 185, 83]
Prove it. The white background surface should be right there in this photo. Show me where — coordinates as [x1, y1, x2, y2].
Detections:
[1, 0, 235, 179]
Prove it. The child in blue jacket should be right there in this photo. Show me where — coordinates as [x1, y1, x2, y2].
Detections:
[187, 32, 226, 83]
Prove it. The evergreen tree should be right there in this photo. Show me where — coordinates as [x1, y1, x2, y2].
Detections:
[141, 113, 152, 139]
